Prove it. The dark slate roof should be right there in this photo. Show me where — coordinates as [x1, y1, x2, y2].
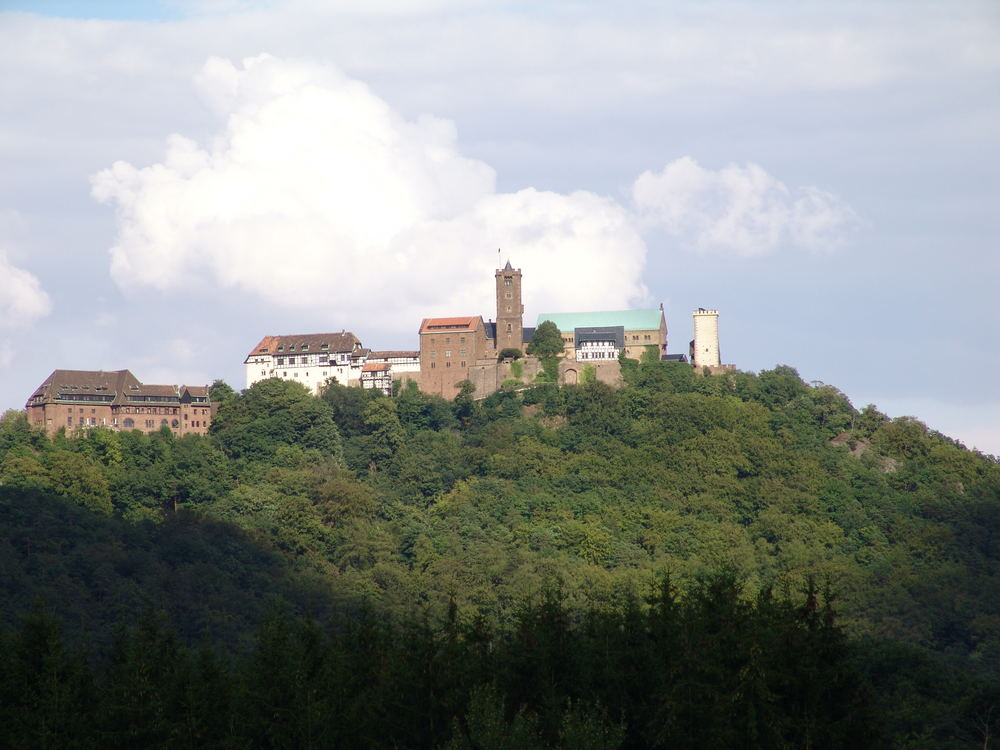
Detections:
[485, 322, 496, 340]
[503, 260, 513, 270]
[27, 369, 213, 407]
[574, 325, 625, 348]
[662, 354, 689, 362]
[522, 327, 535, 343]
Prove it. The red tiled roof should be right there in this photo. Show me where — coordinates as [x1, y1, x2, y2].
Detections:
[419, 316, 481, 334]
[244, 332, 361, 361]
[362, 362, 391, 372]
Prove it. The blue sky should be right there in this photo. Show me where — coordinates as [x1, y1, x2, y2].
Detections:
[0, 0, 182, 20]
[1, 0, 998, 454]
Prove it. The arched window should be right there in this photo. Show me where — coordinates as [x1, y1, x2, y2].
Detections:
[161, 419, 168, 427]
[123, 418, 134, 428]
[171, 419, 179, 428]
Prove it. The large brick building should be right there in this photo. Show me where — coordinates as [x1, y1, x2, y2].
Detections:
[418, 316, 493, 397]
[26, 369, 215, 437]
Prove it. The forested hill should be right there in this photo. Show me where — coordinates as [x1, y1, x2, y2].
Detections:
[1, 360, 999, 745]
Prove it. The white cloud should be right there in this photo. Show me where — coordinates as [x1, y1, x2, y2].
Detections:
[0, 251, 51, 370]
[0, 252, 51, 329]
[92, 54, 649, 328]
[632, 157, 855, 256]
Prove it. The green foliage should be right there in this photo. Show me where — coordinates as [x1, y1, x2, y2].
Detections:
[536, 356, 559, 383]
[2, 361, 1000, 746]
[527, 321, 564, 358]
[363, 397, 405, 470]
[510, 360, 525, 379]
[499, 347, 523, 360]
[208, 378, 237, 403]
[212, 378, 342, 461]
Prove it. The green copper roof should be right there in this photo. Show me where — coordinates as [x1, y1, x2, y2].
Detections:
[536, 309, 664, 332]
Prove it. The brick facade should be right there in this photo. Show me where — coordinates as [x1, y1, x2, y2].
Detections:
[26, 369, 216, 437]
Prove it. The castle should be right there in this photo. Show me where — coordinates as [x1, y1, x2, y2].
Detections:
[241, 261, 734, 400]
[26, 262, 731, 433]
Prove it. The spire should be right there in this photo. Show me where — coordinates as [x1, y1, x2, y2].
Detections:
[503, 260, 513, 271]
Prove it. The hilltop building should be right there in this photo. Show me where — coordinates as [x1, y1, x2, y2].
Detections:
[689, 308, 734, 373]
[361, 351, 420, 395]
[244, 332, 366, 394]
[26, 369, 215, 437]
[418, 316, 493, 397]
[535, 308, 668, 361]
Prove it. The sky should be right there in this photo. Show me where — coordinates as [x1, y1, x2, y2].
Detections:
[0, 0, 998, 455]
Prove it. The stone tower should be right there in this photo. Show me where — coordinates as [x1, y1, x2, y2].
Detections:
[495, 260, 524, 352]
[691, 308, 720, 368]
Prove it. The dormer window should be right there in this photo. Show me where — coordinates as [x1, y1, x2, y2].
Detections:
[321, 344, 329, 350]
[289, 345, 295, 351]
[277, 345, 284, 351]
[301, 344, 309, 351]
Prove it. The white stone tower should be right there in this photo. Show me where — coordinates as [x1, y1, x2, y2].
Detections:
[692, 308, 720, 368]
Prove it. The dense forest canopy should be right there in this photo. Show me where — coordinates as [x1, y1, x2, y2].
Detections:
[1, 359, 999, 747]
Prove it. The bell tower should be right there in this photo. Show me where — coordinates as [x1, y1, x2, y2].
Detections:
[495, 260, 524, 352]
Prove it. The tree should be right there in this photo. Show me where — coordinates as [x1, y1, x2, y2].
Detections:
[498, 348, 523, 360]
[363, 398, 404, 470]
[527, 321, 564, 358]
[208, 379, 237, 404]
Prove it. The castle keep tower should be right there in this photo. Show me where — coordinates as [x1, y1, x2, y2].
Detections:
[495, 260, 524, 352]
[691, 308, 720, 368]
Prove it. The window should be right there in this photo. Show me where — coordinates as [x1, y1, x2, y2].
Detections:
[302, 344, 309, 351]
[644, 335, 651, 341]
[461, 361, 466, 367]
[504, 278, 512, 286]
[431, 362, 436, 368]
[277, 357, 284, 365]
[161, 419, 168, 427]
[124, 418, 134, 428]
[506, 323, 512, 332]
[446, 362, 451, 368]
[67, 416, 73, 425]
[445, 350, 452, 357]
[445, 337, 451, 344]
[89, 418, 96, 426]
[460, 336, 466, 344]
[91, 408, 96, 413]
[430, 351, 437, 358]
[505, 292, 512, 299]
[459, 349, 467, 356]
[172, 419, 179, 428]
[289, 345, 296, 351]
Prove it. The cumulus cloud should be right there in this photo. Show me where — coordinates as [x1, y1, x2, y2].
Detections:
[0, 251, 51, 369]
[633, 157, 854, 256]
[0, 252, 50, 329]
[92, 54, 649, 329]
